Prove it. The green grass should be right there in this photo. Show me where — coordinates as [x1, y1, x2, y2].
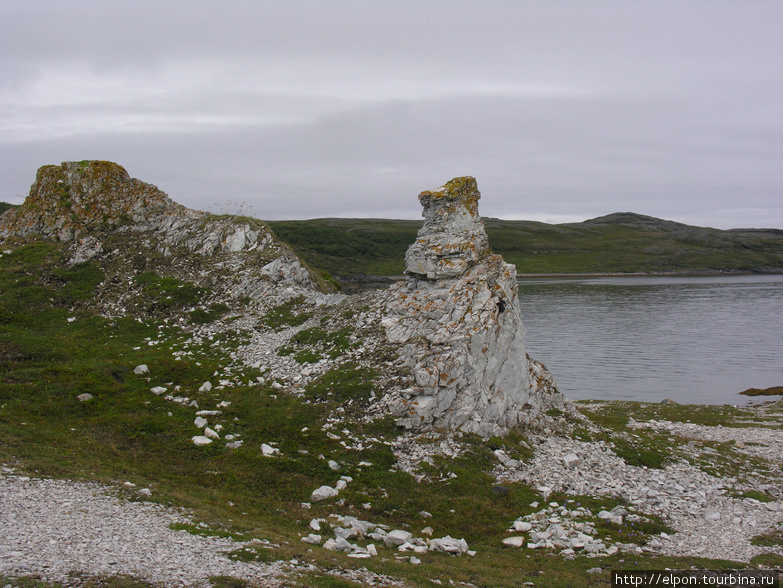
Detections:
[261, 296, 313, 329]
[168, 522, 249, 541]
[750, 526, 783, 548]
[304, 363, 377, 403]
[0, 200, 19, 215]
[1, 241, 778, 588]
[279, 325, 354, 363]
[134, 271, 206, 310]
[189, 303, 230, 324]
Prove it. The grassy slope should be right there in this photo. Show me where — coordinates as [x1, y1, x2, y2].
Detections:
[0, 201, 19, 215]
[267, 216, 783, 278]
[2, 241, 781, 588]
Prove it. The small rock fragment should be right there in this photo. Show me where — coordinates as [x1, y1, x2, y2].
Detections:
[502, 536, 526, 548]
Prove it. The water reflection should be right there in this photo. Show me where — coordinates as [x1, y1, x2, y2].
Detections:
[517, 275, 783, 404]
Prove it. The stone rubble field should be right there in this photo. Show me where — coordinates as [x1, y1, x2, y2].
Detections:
[0, 469, 286, 587]
[495, 405, 783, 563]
[0, 469, 406, 588]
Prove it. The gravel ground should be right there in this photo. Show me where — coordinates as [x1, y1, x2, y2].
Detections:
[0, 470, 287, 587]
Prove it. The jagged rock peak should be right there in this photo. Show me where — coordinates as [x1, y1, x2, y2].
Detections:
[405, 176, 490, 282]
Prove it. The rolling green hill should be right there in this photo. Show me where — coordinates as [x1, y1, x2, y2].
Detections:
[268, 213, 783, 279]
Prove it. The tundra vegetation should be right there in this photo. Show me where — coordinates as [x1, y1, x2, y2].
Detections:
[1, 238, 781, 588]
[267, 214, 783, 279]
[1, 163, 781, 588]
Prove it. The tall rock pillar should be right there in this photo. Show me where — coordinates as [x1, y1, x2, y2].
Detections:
[383, 177, 562, 436]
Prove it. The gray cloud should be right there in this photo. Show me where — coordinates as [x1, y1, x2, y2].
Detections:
[1, 0, 781, 228]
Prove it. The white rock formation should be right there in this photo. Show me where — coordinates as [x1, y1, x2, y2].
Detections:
[383, 177, 566, 436]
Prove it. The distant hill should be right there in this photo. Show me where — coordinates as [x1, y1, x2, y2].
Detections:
[8, 194, 777, 278]
[268, 213, 783, 278]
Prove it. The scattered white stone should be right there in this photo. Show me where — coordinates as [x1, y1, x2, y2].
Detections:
[502, 536, 526, 547]
[301, 534, 321, 545]
[328, 460, 340, 471]
[410, 556, 421, 565]
[138, 488, 152, 497]
[261, 443, 279, 456]
[335, 479, 347, 491]
[199, 382, 213, 393]
[311, 486, 339, 502]
[150, 386, 167, 395]
[77, 393, 94, 402]
[384, 530, 412, 547]
[428, 535, 469, 555]
[133, 364, 149, 375]
[194, 417, 208, 429]
[204, 427, 220, 440]
[334, 537, 354, 552]
[191, 436, 212, 446]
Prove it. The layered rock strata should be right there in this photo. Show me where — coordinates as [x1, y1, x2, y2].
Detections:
[383, 177, 566, 436]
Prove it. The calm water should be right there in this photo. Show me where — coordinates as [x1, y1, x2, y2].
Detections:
[517, 275, 783, 405]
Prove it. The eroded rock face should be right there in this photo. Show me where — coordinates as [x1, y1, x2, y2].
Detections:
[404, 177, 489, 282]
[0, 161, 196, 242]
[384, 177, 566, 436]
[0, 161, 320, 296]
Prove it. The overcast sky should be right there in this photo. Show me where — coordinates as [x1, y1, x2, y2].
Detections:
[1, 1, 781, 228]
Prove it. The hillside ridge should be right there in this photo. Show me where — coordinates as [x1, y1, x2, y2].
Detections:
[267, 215, 783, 279]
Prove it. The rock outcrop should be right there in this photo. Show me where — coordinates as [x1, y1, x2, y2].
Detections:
[0, 161, 322, 303]
[0, 161, 197, 243]
[0, 163, 563, 436]
[383, 177, 566, 436]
